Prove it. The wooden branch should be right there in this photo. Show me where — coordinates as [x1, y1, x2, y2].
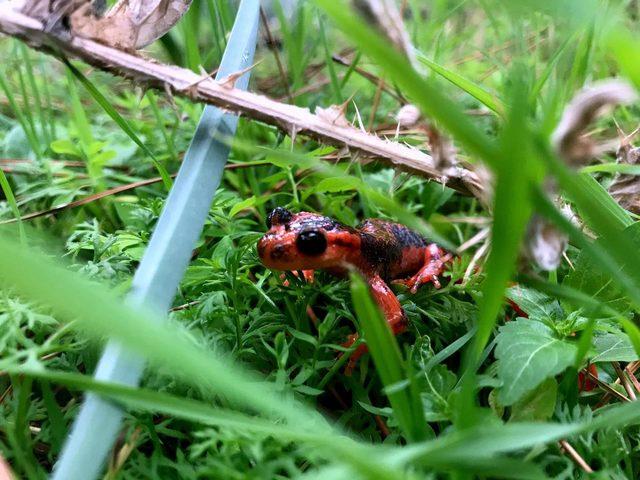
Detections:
[0, 5, 483, 197]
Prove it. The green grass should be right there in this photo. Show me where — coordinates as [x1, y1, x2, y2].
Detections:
[3, 0, 640, 478]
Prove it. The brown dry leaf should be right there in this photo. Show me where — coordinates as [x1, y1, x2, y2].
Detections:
[524, 211, 570, 271]
[609, 142, 640, 215]
[524, 80, 637, 271]
[552, 80, 637, 166]
[70, 0, 192, 49]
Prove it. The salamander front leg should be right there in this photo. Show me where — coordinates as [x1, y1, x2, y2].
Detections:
[343, 274, 407, 375]
[393, 244, 452, 293]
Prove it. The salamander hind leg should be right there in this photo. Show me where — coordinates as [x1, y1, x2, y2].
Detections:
[343, 274, 407, 375]
[394, 244, 452, 293]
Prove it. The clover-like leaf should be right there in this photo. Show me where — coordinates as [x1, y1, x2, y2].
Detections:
[495, 319, 577, 405]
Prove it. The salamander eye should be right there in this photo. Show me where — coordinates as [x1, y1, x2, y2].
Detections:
[296, 229, 327, 256]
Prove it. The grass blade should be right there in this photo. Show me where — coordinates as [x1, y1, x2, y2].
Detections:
[0, 170, 25, 242]
[63, 59, 173, 190]
[53, 3, 260, 478]
[350, 272, 429, 442]
[417, 54, 504, 115]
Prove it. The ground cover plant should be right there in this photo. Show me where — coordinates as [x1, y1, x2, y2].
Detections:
[3, 0, 640, 478]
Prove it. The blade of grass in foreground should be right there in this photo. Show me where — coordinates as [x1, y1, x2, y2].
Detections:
[571, 173, 633, 228]
[9, 366, 545, 478]
[398, 397, 640, 468]
[457, 69, 538, 429]
[350, 273, 429, 442]
[8, 369, 333, 443]
[53, 1, 259, 478]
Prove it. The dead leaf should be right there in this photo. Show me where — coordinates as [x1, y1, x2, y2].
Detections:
[552, 80, 637, 166]
[609, 142, 640, 215]
[525, 211, 570, 271]
[70, 0, 193, 49]
[524, 80, 638, 271]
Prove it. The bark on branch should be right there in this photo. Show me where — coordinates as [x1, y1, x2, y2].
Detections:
[0, 5, 483, 196]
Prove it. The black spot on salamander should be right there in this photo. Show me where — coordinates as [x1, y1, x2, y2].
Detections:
[390, 224, 427, 249]
[359, 231, 401, 279]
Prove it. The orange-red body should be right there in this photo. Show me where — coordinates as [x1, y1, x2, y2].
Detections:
[257, 208, 451, 373]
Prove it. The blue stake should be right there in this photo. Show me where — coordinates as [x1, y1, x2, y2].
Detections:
[52, 2, 260, 478]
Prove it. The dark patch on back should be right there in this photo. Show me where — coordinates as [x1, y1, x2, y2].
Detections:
[390, 224, 427, 249]
[358, 220, 402, 278]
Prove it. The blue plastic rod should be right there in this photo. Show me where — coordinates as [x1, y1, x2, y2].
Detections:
[52, 2, 260, 478]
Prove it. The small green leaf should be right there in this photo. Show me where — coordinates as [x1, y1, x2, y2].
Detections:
[211, 236, 234, 269]
[50, 139, 81, 157]
[314, 176, 361, 193]
[495, 318, 577, 405]
[506, 286, 564, 321]
[421, 364, 456, 422]
[229, 196, 257, 217]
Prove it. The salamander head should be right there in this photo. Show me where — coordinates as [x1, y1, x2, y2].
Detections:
[257, 208, 360, 271]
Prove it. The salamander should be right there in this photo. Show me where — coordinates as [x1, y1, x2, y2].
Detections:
[257, 207, 452, 373]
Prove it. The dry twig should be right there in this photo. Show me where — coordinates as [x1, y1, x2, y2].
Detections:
[0, 6, 482, 197]
[558, 439, 594, 474]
